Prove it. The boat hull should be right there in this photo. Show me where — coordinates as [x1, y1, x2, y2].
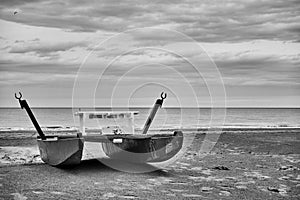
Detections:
[37, 135, 84, 167]
[102, 131, 183, 163]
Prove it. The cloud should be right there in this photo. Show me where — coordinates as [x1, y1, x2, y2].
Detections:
[0, 0, 299, 107]
[0, 58, 78, 87]
[0, 0, 299, 42]
[215, 54, 300, 87]
[9, 40, 87, 54]
[0, 0, 40, 7]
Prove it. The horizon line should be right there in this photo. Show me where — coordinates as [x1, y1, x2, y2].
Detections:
[1, 106, 300, 109]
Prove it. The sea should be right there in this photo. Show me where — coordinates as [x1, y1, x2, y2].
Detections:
[0, 108, 299, 134]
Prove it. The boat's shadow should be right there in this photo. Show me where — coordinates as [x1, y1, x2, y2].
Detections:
[61, 158, 170, 176]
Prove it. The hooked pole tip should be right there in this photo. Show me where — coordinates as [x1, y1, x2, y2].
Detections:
[15, 92, 22, 100]
[160, 92, 167, 100]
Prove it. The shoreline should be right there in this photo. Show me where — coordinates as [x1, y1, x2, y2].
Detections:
[1, 126, 300, 134]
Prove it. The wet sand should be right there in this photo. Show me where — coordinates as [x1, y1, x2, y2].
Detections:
[0, 129, 299, 199]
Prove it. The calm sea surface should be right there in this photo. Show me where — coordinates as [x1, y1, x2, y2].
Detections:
[0, 108, 299, 131]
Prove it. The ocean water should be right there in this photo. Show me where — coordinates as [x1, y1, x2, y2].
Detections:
[0, 108, 299, 132]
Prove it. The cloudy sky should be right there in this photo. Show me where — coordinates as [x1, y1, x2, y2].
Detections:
[0, 0, 299, 107]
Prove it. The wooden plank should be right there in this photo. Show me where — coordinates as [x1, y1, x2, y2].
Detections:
[74, 111, 139, 116]
[83, 134, 136, 143]
[82, 133, 177, 143]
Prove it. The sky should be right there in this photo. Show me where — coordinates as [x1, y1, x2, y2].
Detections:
[0, 0, 299, 107]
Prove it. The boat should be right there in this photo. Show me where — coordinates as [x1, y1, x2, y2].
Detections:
[78, 92, 183, 163]
[101, 131, 183, 163]
[15, 92, 84, 167]
[37, 135, 83, 166]
[15, 92, 183, 166]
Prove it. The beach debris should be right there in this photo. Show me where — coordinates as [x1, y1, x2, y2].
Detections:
[2, 154, 11, 160]
[278, 165, 299, 171]
[11, 193, 27, 200]
[267, 187, 279, 193]
[279, 165, 290, 170]
[278, 176, 290, 181]
[213, 165, 229, 170]
[267, 185, 288, 196]
[201, 187, 213, 192]
[219, 191, 231, 196]
[267, 187, 288, 196]
[244, 171, 270, 179]
[0, 148, 42, 165]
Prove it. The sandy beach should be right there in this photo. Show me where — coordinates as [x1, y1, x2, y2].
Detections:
[0, 128, 299, 199]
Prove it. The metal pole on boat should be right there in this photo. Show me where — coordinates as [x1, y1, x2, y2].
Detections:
[15, 92, 46, 140]
[142, 92, 167, 134]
